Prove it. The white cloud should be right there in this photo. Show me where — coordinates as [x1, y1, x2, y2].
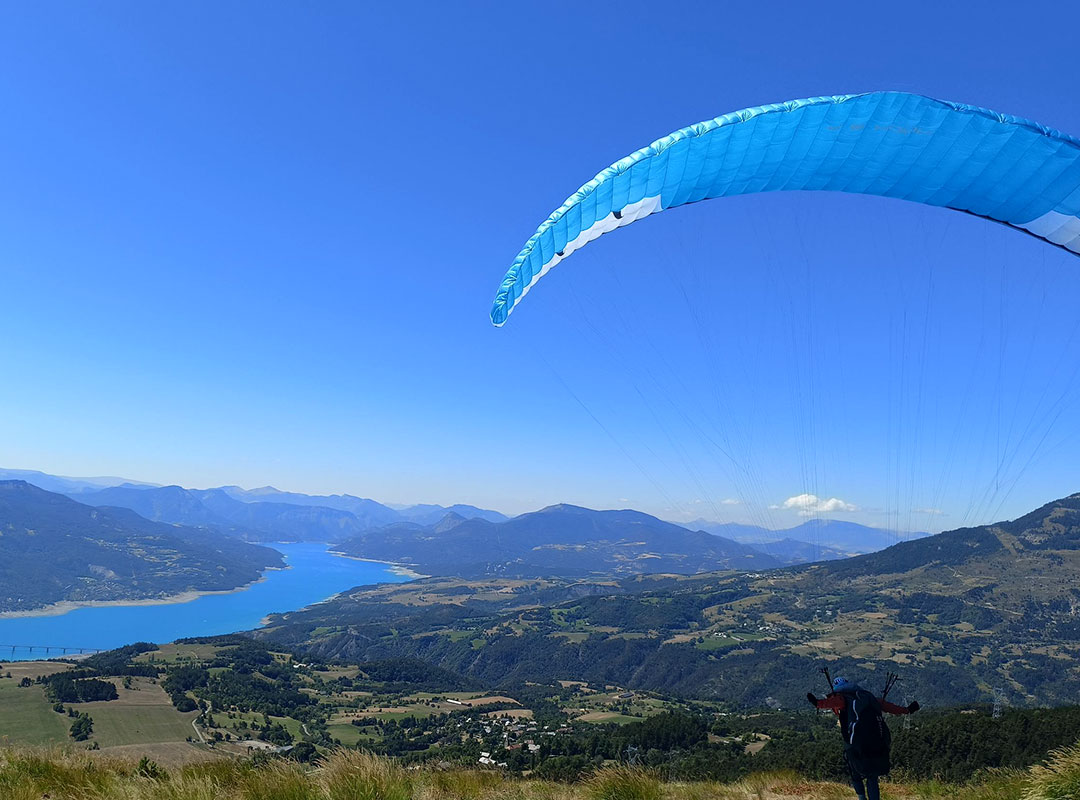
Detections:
[720, 498, 741, 506]
[914, 507, 946, 516]
[782, 493, 857, 516]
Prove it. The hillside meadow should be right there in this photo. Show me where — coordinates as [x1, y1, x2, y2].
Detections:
[0, 744, 1077, 800]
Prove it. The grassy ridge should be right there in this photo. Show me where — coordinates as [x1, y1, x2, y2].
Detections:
[0, 744, 1076, 800]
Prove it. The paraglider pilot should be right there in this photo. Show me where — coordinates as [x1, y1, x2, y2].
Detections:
[807, 674, 919, 800]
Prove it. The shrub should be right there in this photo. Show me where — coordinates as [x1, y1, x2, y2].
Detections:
[583, 766, 661, 800]
[1025, 739, 1080, 800]
[137, 755, 168, 780]
[426, 768, 505, 799]
[241, 761, 320, 800]
[0, 748, 116, 797]
[320, 749, 413, 800]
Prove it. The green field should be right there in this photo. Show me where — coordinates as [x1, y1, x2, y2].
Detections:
[435, 630, 473, 642]
[326, 722, 366, 746]
[574, 711, 640, 725]
[214, 710, 310, 743]
[696, 635, 743, 650]
[85, 701, 198, 747]
[134, 643, 222, 664]
[550, 631, 589, 642]
[362, 709, 433, 721]
[272, 714, 304, 739]
[0, 672, 198, 751]
[0, 679, 68, 745]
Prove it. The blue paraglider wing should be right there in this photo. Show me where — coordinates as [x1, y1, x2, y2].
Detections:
[491, 92, 1080, 326]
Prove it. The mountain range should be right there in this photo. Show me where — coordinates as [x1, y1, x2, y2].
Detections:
[215, 486, 507, 526]
[0, 468, 159, 496]
[4, 464, 1079, 707]
[0, 469, 508, 533]
[0, 475, 836, 614]
[334, 503, 783, 577]
[75, 485, 374, 542]
[1, 468, 915, 561]
[261, 491, 1080, 709]
[689, 517, 930, 554]
[0, 481, 283, 613]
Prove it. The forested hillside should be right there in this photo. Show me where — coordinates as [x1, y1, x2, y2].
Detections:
[0, 481, 283, 612]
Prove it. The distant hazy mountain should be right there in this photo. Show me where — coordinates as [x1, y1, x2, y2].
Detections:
[81, 484, 228, 527]
[215, 486, 402, 529]
[0, 481, 282, 613]
[395, 504, 508, 525]
[76, 485, 369, 543]
[5, 467, 898, 571]
[743, 538, 848, 565]
[6, 468, 510, 534]
[431, 512, 468, 533]
[336, 504, 781, 577]
[689, 518, 928, 554]
[219, 487, 507, 526]
[0, 468, 156, 496]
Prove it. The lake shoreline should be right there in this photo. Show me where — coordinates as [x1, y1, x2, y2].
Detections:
[0, 544, 407, 661]
[327, 550, 427, 579]
[254, 553, 424, 627]
[0, 565, 289, 620]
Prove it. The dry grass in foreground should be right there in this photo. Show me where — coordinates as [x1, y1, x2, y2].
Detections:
[0, 742, 1076, 800]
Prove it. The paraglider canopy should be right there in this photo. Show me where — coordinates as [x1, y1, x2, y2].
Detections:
[491, 91, 1080, 326]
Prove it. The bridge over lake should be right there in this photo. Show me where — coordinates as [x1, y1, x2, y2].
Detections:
[2, 643, 103, 657]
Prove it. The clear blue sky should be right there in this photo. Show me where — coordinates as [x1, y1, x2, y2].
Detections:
[1, 1, 1078, 531]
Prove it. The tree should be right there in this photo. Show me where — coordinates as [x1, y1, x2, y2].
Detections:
[69, 714, 93, 742]
[172, 695, 198, 713]
[262, 723, 294, 747]
[290, 741, 319, 763]
[136, 757, 167, 780]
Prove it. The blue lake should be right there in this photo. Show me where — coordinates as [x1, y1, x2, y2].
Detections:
[0, 543, 407, 661]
